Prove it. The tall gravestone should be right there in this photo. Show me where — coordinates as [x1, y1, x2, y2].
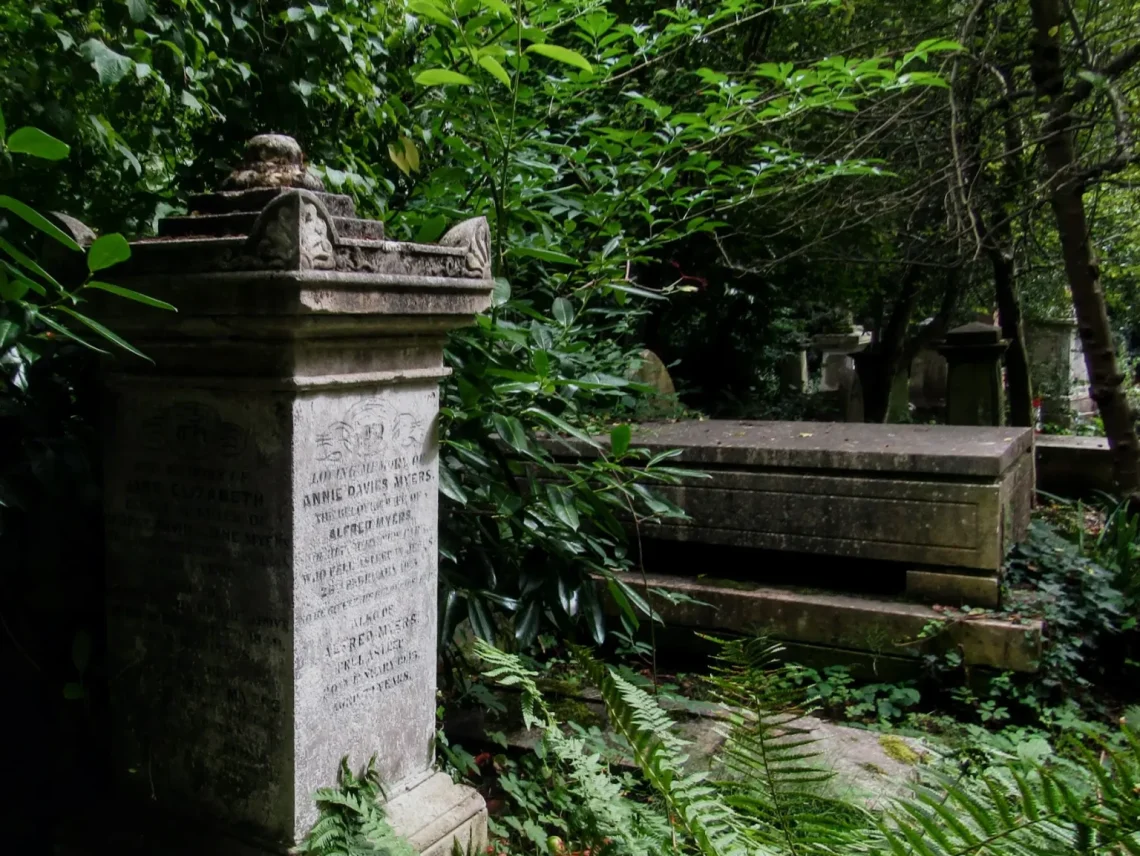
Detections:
[939, 322, 1009, 426]
[98, 135, 493, 855]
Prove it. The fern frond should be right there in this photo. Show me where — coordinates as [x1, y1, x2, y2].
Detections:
[572, 645, 760, 856]
[699, 636, 873, 856]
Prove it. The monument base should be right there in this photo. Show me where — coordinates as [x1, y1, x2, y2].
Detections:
[386, 773, 488, 856]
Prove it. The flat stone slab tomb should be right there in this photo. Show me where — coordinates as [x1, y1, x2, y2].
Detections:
[543, 421, 1042, 672]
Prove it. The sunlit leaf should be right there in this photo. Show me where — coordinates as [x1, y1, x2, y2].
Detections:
[7, 127, 70, 161]
[87, 234, 131, 272]
[526, 43, 593, 73]
[414, 69, 474, 87]
[478, 55, 511, 88]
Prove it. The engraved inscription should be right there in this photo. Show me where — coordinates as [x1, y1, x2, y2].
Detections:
[292, 386, 439, 834]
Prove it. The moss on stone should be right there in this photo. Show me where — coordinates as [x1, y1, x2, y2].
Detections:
[878, 734, 922, 765]
[549, 698, 603, 728]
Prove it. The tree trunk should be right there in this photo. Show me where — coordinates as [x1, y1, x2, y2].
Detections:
[1029, 0, 1140, 494]
[992, 248, 1034, 428]
[860, 265, 921, 423]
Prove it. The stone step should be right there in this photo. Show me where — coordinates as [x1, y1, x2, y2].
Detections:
[597, 572, 1042, 672]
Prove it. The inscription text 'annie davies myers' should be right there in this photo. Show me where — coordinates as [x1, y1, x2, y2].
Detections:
[293, 389, 438, 724]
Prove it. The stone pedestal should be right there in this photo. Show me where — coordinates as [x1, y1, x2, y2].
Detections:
[938, 323, 1009, 427]
[97, 136, 493, 854]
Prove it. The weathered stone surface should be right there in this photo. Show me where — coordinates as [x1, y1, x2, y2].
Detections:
[385, 773, 488, 856]
[102, 135, 491, 853]
[544, 421, 1034, 573]
[629, 349, 676, 396]
[906, 570, 999, 607]
[596, 572, 1043, 672]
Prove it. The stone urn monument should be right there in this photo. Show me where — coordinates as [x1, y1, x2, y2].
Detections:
[97, 135, 493, 855]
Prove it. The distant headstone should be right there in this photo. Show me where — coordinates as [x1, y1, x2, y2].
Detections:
[1025, 318, 1092, 428]
[938, 322, 1008, 426]
[98, 135, 493, 855]
[630, 349, 676, 397]
[812, 327, 871, 421]
[778, 347, 809, 394]
[908, 347, 948, 410]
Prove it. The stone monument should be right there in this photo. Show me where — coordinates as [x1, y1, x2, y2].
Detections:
[97, 135, 493, 855]
[1025, 317, 1093, 427]
[811, 326, 870, 421]
[938, 322, 1009, 426]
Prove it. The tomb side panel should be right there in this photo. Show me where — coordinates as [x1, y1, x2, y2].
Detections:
[291, 383, 440, 838]
[104, 385, 295, 845]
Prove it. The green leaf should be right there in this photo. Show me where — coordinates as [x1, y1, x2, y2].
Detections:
[522, 407, 602, 449]
[80, 39, 134, 85]
[126, 0, 149, 23]
[526, 43, 593, 73]
[0, 104, 5, 142]
[478, 0, 513, 18]
[610, 424, 631, 458]
[0, 319, 19, 349]
[545, 484, 580, 531]
[438, 465, 468, 505]
[0, 270, 27, 301]
[514, 600, 541, 646]
[408, 0, 456, 29]
[509, 246, 578, 265]
[55, 307, 150, 360]
[33, 311, 108, 354]
[414, 69, 474, 87]
[0, 236, 64, 291]
[87, 234, 131, 272]
[491, 413, 529, 453]
[0, 197, 82, 251]
[492, 278, 511, 306]
[552, 297, 574, 326]
[87, 281, 174, 311]
[6, 127, 70, 161]
[478, 55, 511, 88]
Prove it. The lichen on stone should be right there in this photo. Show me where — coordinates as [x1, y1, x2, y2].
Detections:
[878, 733, 923, 765]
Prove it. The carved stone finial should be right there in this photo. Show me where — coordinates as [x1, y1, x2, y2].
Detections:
[223, 134, 325, 191]
[439, 217, 492, 280]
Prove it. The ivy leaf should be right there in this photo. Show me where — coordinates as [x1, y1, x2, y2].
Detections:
[87, 234, 131, 272]
[126, 0, 149, 23]
[80, 39, 134, 85]
[414, 69, 475, 86]
[7, 127, 70, 161]
[0, 197, 81, 251]
[526, 43, 592, 73]
[87, 281, 175, 311]
[610, 424, 631, 458]
[478, 55, 511, 88]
